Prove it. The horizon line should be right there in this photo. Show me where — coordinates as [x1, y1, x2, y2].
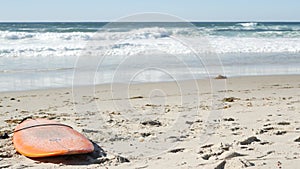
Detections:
[0, 20, 300, 23]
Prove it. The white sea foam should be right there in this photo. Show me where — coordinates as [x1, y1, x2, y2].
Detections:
[1, 26, 300, 59]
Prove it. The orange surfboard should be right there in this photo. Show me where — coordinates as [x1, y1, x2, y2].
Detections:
[13, 118, 94, 158]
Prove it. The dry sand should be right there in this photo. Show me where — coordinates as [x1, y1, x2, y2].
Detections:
[0, 75, 300, 168]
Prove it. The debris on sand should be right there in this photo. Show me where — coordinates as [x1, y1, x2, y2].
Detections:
[129, 96, 144, 99]
[222, 97, 239, 102]
[240, 136, 260, 145]
[116, 155, 130, 163]
[90, 155, 130, 165]
[294, 137, 300, 142]
[0, 132, 9, 139]
[274, 131, 287, 135]
[223, 118, 235, 121]
[215, 75, 227, 79]
[277, 122, 290, 125]
[141, 120, 162, 127]
[140, 132, 151, 137]
[168, 148, 185, 153]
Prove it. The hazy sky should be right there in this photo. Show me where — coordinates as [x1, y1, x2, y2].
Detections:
[1, 0, 299, 22]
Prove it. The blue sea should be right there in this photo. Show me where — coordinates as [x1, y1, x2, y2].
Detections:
[0, 22, 300, 92]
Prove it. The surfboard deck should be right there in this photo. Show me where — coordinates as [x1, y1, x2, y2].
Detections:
[13, 118, 94, 158]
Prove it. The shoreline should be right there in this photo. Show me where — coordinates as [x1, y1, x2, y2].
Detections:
[0, 74, 299, 168]
[1, 74, 299, 94]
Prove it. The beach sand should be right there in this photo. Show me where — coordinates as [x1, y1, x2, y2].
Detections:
[0, 75, 299, 168]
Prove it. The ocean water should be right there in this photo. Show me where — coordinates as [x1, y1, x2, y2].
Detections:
[0, 22, 299, 92]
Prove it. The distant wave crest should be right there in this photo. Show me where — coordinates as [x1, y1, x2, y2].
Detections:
[237, 22, 258, 27]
